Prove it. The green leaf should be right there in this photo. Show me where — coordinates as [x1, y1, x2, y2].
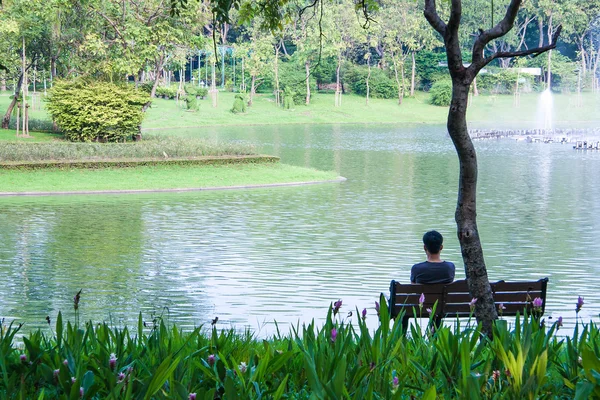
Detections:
[143, 355, 181, 400]
[421, 385, 436, 400]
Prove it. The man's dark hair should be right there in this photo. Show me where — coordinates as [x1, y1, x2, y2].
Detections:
[423, 230, 443, 254]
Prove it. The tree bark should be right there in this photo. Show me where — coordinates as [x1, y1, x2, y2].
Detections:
[410, 51, 416, 97]
[305, 60, 310, 105]
[150, 52, 165, 99]
[335, 54, 341, 107]
[366, 54, 371, 105]
[274, 45, 280, 106]
[392, 54, 402, 105]
[249, 75, 256, 106]
[2, 72, 24, 129]
[538, 17, 544, 48]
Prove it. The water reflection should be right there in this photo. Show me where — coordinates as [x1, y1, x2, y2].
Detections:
[0, 125, 599, 334]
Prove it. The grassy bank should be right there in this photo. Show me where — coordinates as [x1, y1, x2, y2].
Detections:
[0, 298, 597, 398]
[0, 136, 255, 161]
[0, 163, 341, 194]
[2, 91, 600, 136]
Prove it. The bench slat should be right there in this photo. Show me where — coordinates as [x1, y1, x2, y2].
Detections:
[388, 278, 548, 319]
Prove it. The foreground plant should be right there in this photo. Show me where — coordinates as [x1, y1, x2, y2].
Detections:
[0, 297, 599, 399]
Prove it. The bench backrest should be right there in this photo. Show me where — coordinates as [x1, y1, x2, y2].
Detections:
[389, 278, 549, 319]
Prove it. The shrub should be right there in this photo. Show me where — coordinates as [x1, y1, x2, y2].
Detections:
[45, 80, 150, 142]
[231, 93, 247, 113]
[196, 87, 208, 98]
[140, 82, 154, 94]
[429, 79, 453, 106]
[343, 63, 397, 99]
[279, 60, 312, 104]
[283, 87, 295, 109]
[156, 86, 177, 99]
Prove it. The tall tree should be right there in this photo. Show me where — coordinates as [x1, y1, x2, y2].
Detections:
[423, 0, 560, 334]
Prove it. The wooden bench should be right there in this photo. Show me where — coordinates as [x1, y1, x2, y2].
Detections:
[387, 278, 549, 322]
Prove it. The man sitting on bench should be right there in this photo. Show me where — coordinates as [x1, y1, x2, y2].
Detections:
[411, 230, 455, 284]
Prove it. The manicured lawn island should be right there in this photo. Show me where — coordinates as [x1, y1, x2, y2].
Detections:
[387, 278, 549, 327]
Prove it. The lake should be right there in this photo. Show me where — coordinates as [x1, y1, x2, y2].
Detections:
[1, 124, 598, 333]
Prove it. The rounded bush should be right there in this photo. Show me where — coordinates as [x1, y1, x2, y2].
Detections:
[429, 80, 453, 106]
[231, 93, 247, 113]
[46, 80, 149, 142]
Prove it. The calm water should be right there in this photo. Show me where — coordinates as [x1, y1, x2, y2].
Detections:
[1, 124, 599, 334]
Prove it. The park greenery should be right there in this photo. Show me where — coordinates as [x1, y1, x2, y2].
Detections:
[0, 0, 599, 132]
[0, 295, 599, 398]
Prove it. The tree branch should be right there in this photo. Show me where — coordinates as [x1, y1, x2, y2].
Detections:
[423, 0, 446, 36]
[447, 0, 461, 34]
[469, 25, 562, 77]
[472, 0, 522, 65]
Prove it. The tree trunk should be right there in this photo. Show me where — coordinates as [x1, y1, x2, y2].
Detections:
[473, 77, 479, 96]
[410, 51, 416, 97]
[538, 17, 544, 48]
[249, 75, 256, 106]
[3, 73, 24, 129]
[150, 53, 165, 98]
[305, 60, 310, 105]
[366, 54, 371, 105]
[1, 72, 5, 92]
[335, 55, 341, 107]
[448, 78, 497, 336]
[51, 56, 57, 79]
[274, 46, 280, 106]
[546, 14, 553, 89]
[392, 54, 402, 105]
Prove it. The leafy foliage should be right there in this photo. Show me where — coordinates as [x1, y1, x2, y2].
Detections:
[231, 93, 247, 113]
[429, 79, 453, 106]
[344, 64, 397, 99]
[0, 299, 598, 398]
[46, 80, 149, 142]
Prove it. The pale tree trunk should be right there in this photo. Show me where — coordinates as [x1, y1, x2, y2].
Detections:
[334, 54, 341, 107]
[1, 72, 5, 92]
[210, 58, 218, 108]
[473, 77, 479, 96]
[392, 53, 402, 105]
[3, 69, 26, 129]
[410, 51, 416, 97]
[593, 50, 600, 93]
[249, 75, 256, 106]
[400, 58, 406, 104]
[538, 17, 544, 48]
[305, 60, 310, 105]
[150, 53, 165, 99]
[274, 46, 280, 106]
[546, 14, 553, 89]
[366, 53, 371, 105]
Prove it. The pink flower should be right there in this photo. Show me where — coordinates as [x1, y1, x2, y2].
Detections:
[71, 377, 76, 383]
[239, 362, 247, 373]
[505, 369, 511, 377]
[419, 293, 425, 307]
[63, 359, 68, 366]
[53, 369, 60, 379]
[109, 353, 117, 370]
[375, 301, 380, 316]
[392, 376, 399, 387]
[426, 308, 432, 314]
[469, 298, 477, 311]
[189, 394, 197, 400]
[576, 296, 584, 313]
[331, 328, 337, 343]
[361, 308, 367, 319]
[498, 303, 506, 311]
[532, 297, 543, 309]
[20, 354, 27, 363]
[332, 300, 342, 315]
[556, 316, 563, 328]
[492, 370, 500, 382]
[80, 387, 84, 398]
[207, 354, 216, 366]
[117, 372, 126, 383]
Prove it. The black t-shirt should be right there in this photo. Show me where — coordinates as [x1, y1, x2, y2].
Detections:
[410, 261, 455, 284]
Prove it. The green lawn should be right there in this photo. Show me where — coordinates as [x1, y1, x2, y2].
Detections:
[0, 162, 341, 194]
[1, 90, 599, 141]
